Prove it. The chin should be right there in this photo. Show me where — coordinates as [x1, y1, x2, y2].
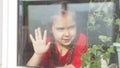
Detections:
[62, 42, 72, 46]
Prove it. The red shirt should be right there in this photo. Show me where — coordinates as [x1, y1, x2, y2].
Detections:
[40, 33, 88, 68]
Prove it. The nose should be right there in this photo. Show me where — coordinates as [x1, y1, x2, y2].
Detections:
[64, 29, 70, 37]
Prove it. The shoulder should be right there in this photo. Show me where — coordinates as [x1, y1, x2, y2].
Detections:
[75, 33, 88, 53]
[79, 33, 87, 40]
[76, 33, 87, 45]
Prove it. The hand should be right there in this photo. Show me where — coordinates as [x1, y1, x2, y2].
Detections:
[29, 27, 51, 55]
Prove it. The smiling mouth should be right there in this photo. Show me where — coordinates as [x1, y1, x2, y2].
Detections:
[63, 39, 70, 43]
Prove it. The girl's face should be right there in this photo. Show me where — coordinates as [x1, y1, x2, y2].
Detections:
[52, 14, 77, 47]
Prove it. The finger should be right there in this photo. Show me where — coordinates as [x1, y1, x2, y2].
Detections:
[45, 42, 51, 50]
[43, 30, 47, 41]
[35, 28, 38, 40]
[37, 27, 42, 40]
[29, 34, 35, 43]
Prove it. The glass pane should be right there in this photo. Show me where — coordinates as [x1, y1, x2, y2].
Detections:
[17, 0, 119, 68]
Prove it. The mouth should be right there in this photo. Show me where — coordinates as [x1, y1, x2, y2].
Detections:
[63, 39, 70, 43]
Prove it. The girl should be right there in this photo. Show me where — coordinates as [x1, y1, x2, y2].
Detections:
[27, 11, 88, 68]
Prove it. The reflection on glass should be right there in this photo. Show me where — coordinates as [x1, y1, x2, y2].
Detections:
[17, 1, 119, 68]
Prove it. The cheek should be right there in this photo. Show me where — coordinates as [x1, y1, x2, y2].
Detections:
[70, 28, 77, 37]
[52, 29, 62, 40]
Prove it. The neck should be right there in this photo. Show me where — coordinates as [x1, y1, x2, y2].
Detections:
[56, 42, 70, 49]
[55, 42, 70, 56]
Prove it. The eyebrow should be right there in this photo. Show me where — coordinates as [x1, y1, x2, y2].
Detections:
[55, 23, 76, 29]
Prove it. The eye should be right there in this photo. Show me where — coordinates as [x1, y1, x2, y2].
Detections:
[56, 27, 64, 31]
[68, 25, 76, 29]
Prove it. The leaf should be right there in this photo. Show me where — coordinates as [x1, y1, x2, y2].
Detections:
[103, 52, 110, 64]
[103, 46, 115, 64]
[98, 35, 111, 43]
[116, 37, 120, 43]
[87, 24, 100, 31]
[107, 46, 115, 53]
[88, 16, 96, 25]
[104, 17, 113, 26]
[103, 7, 108, 14]
[115, 18, 120, 26]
